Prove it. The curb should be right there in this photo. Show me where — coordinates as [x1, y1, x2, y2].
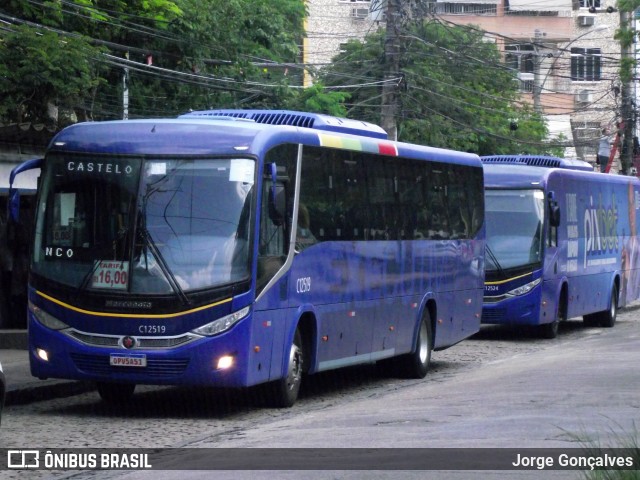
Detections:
[0, 329, 28, 350]
[6, 380, 94, 406]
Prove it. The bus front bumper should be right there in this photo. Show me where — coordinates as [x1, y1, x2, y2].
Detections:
[481, 292, 542, 326]
[28, 316, 256, 388]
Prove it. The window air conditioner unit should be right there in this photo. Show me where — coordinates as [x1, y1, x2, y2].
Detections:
[351, 7, 369, 19]
[579, 15, 596, 26]
[576, 90, 593, 103]
[517, 73, 534, 82]
[370, 7, 385, 22]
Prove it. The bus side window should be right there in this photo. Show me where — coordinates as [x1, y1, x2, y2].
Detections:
[548, 222, 558, 248]
[257, 170, 287, 293]
[257, 145, 298, 294]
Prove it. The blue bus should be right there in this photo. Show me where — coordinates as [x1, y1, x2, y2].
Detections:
[481, 155, 640, 338]
[11, 110, 485, 407]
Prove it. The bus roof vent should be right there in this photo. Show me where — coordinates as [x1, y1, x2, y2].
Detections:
[481, 155, 594, 172]
[179, 109, 388, 139]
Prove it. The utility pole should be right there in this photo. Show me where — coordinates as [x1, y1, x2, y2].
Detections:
[620, 9, 634, 175]
[533, 30, 543, 113]
[123, 51, 129, 120]
[380, 0, 401, 141]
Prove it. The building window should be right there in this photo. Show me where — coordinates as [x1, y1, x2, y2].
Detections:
[573, 121, 601, 159]
[505, 44, 535, 92]
[435, 3, 497, 15]
[579, 0, 600, 7]
[505, 44, 535, 73]
[571, 48, 601, 81]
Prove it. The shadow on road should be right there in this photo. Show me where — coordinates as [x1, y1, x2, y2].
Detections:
[472, 319, 590, 342]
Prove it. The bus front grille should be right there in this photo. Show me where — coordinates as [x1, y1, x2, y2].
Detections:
[65, 330, 200, 349]
[481, 308, 506, 323]
[70, 353, 189, 377]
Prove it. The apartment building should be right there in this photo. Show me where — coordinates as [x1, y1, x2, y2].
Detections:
[305, 0, 623, 166]
[304, 0, 385, 81]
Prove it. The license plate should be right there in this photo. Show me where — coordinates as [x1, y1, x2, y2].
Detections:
[110, 353, 147, 367]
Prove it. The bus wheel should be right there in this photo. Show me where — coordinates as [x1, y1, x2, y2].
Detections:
[270, 329, 304, 408]
[539, 295, 565, 339]
[538, 320, 559, 339]
[96, 382, 135, 404]
[599, 285, 618, 328]
[583, 312, 599, 327]
[398, 316, 432, 379]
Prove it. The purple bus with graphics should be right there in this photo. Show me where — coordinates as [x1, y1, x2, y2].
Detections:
[10, 110, 485, 407]
[481, 155, 640, 338]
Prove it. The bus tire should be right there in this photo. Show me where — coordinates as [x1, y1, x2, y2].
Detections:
[583, 312, 599, 327]
[584, 285, 617, 328]
[538, 320, 559, 339]
[269, 329, 304, 408]
[398, 316, 432, 379]
[538, 292, 565, 339]
[96, 382, 135, 404]
[598, 285, 618, 328]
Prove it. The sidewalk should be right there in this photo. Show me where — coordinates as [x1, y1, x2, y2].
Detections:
[0, 330, 93, 405]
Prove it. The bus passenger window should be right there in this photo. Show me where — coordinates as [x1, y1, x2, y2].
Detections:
[295, 204, 318, 252]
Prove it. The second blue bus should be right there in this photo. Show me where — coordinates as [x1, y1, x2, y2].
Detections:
[482, 155, 640, 338]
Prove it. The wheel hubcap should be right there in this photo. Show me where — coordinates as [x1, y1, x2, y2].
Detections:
[286, 343, 303, 392]
[418, 322, 429, 364]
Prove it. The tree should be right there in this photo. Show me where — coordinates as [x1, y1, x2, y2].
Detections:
[0, 25, 105, 126]
[0, 0, 307, 124]
[319, 20, 558, 156]
[285, 83, 350, 117]
[615, 0, 640, 174]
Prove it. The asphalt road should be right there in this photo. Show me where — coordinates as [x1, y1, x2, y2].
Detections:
[2, 306, 639, 480]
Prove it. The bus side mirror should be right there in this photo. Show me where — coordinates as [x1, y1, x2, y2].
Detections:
[8, 157, 43, 223]
[8, 189, 20, 223]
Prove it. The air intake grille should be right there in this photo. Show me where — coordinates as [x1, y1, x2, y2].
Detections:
[179, 109, 389, 139]
[482, 155, 594, 172]
[67, 331, 120, 347]
[481, 155, 562, 168]
[65, 330, 199, 349]
[481, 308, 507, 323]
[184, 110, 316, 128]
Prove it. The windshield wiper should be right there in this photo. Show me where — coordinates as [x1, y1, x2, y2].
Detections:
[138, 226, 191, 306]
[485, 244, 507, 281]
[77, 260, 103, 293]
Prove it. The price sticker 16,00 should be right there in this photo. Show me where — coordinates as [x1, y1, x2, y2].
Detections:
[91, 260, 130, 290]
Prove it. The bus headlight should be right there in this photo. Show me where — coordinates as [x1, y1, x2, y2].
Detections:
[191, 306, 250, 337]
[29, 301, 69, 330]
[507, 278, 541, 297]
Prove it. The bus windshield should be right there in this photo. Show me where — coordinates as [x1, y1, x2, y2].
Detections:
[485, 189, 544, 275]
[32, 155, 254, 294]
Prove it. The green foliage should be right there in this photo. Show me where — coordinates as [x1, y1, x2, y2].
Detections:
[618, 0, 640, 12]
[319, 20, 553, 155]
[0, 0, 307, 124]
[0, 25, 105, 125]
[286, 84, 350, 117]
[0, 0, 558, 157]
[563, 423, 640, 480]
[620, 57, 636, 84]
